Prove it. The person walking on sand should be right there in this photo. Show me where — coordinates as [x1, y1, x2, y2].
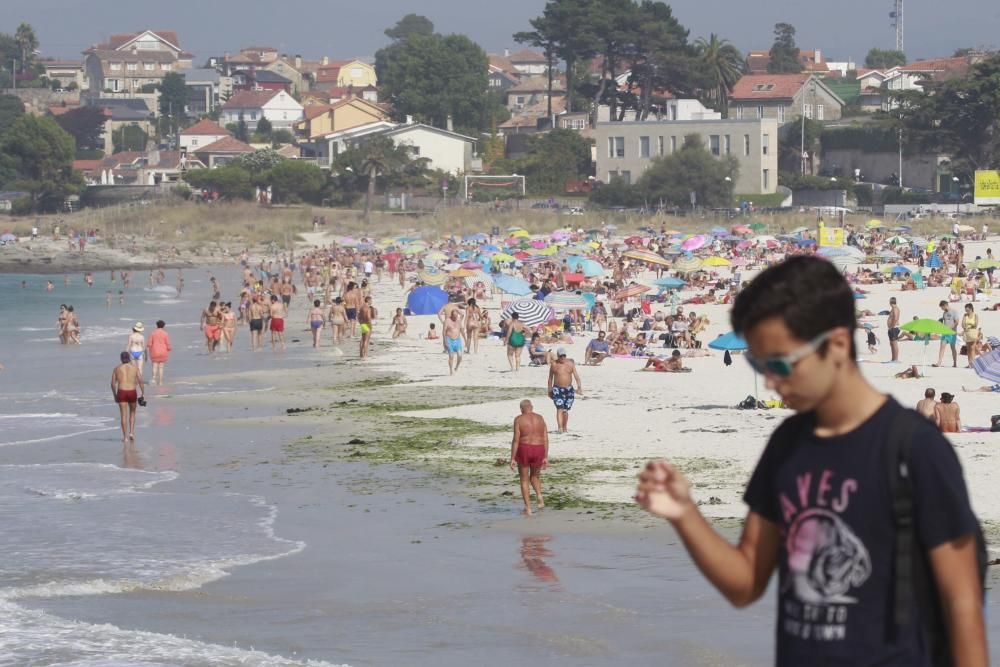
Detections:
[504, 313, 527, 372]
[148, 320, 172, 385]
[935, 301, 959, 368]
[308, 299, 325, 348]
[635, 257, 986, 667]
[886, 296, 901, 363]
[465, 298, 482, 354]
[200, 301, 221, 353]
[344, 282, 363, 338]
[111, 351, 144, 442]
[509, 399, 549, 515]
[443, 309, 465, 375]
[126, 323, 146, 369]
[548, 348, 583, 433]
[358, 295, 376, 359]
[220, 302, 237, 353]
[329, 297, 348, 345]
[269, 295, 287, 351]
[248, 296, 266, 352]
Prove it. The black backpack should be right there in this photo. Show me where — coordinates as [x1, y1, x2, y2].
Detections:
[773, 408, 988, 665]
[884, 409, 988, 666]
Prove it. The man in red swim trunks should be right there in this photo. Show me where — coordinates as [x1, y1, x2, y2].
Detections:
[509, 399, 549, 515]
[111, 351, 144, 442]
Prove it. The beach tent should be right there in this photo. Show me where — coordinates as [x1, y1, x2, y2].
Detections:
[406, 287, 449, 315]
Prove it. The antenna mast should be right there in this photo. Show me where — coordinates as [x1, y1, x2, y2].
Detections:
[890, 0, 904, 52]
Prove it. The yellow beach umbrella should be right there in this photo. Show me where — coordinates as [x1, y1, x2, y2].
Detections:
[703, 256, 731, 267]
[539, 245, 559, 256]
[449, 268, 476, 278]
[492, 253, 516, 262]
[510, 230, 530, 238]
[866, 219, 884, 228]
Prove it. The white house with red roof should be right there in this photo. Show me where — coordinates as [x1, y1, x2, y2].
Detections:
[179, 119, 231, 154]
[220, 89, 304, 131]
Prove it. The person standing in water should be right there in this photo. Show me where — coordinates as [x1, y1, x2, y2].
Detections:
[111, 351, 145, 442]
[126, 323, 146, 369]
[147, 320, 172, 385]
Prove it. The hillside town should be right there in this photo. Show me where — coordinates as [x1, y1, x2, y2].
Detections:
[0, 6, 998, 218]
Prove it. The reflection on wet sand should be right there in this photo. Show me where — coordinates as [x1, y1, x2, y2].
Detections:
[518, 535, 560, 588]
[122, 442, 144, 470]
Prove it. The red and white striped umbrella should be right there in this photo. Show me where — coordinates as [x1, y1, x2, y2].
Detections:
[615, 283, 652, 299]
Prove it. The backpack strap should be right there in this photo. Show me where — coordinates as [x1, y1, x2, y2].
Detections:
[886, 408, 919, 635]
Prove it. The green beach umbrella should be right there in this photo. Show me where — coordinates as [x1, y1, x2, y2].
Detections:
[901, 319, 957, 370]
[749, 223, 767, 231]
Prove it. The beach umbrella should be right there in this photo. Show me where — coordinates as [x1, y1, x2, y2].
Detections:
[790, 226, 809, 234]
[449, 268, 476, 278]
[703, 256, 731, 267]
[530, 239, 548, 249]
[655, 277, 687, 289]
[403, 245, 424, 256]
[910, 237, 929, 247]
[681, 235, 708, 251]
[538, 245, 559, 256]
[463, 271, 494, 290]
[902, 319, 958, 369]
[544, 291, 590, 311]
[732, 225, 752, 234]
[492, 253, 516, 263]
[710, 226, 728, 236]
[925, 252, 942, 269]
[417, 268, 448, 286]
[510, 229, 530, 238]
[749, 223, 767, 231]
[972, 350, 1000, 384]
[875, 249, 900, 260]
[882, 264, 912, 275]
[480, 244, 500, 253]
[709, 332, 759, 402]
[563, 272, 585, 284]
[673, 255, 703, 273]
[424, 251, 448, 263]
[866, 219, 884, 228]
[463, 233, 488, 242]
[507, 226, 526, 233]
[461, 261, 482, 269]
[972, 259, 1000, 270]
[624, 248, 670, 266]
[0, 233, 15, 243]
[521, 255, 550, 265]
[828, 255, 863, 271]
[886, 235, 909, 245]
[501, 299, 554, 327]
[616, 283, 652, 299]
[406, 287, 449, 315]
[494, 274, 533, 295]
[551, 230, 571, 241]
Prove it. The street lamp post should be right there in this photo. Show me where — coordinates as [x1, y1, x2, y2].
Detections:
[953, 176, 960, 218]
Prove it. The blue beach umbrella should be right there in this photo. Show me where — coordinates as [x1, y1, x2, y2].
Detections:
[463, 233, 488, 242]
[406, 287, 449, 315]
[654, 277, 687, 289]
[709, 332, 758, 403]
[494, 274, 533, 296]
[480, 244, 501, 253]
[889, 264, 912, 274]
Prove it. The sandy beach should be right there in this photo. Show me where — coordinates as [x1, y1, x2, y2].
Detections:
[3, 223, 1000, 665]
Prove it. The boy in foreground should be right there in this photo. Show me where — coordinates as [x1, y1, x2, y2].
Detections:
[636, 256, 986, 666]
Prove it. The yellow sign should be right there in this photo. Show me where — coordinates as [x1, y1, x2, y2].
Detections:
[975, 170, 1000, 205]
[818, 224, 845, 247]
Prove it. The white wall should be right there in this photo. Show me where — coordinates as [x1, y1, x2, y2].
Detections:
[389, 127, 471, 175]
[180, 133, 228, 152]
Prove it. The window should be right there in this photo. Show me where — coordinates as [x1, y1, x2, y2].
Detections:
[111, 79, 120, 91]
[817, 104, 825, 120]
[127, 62, 137, 71]
[762, 134, 770, 156]
[724, 135, 731, 155]
[608, 136, 625, 158]
[744, 134, 751, 156]
[803, 103, 813, 119]
[778, 106, 785, 123]
[756, 105, 764, 119]
[763, 168, 770, 190]
[611, 170, 632, 185]
[144, 62, 155, 71]
[162, 63, 172, 72]
[110, 62, 122, 71]
[735, 105, 744, 120]
[191, 138, 198, 146]
[657, 136, 664, 155]
[489, 78, 499, 88]
[515, 96, 526, 107]
[351, 67, 362, 78]
[709, 135, 720, 156]
[250, 111, 257, 120]
[670, 136, 677, 153]
[639, 136, 650, 158]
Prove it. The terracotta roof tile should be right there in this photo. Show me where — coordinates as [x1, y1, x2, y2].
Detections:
[194, 137, 255, 154]
[730, 73, 813, 100]
[221, 89, 280, 110]
[180, 119, 231, 136]
[508, 49, 547, 63]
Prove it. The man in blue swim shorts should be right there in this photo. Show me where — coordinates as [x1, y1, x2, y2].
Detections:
[547, 347, 583, 433]
[443, 309, 465, 375]
[935, 300, 959, 368]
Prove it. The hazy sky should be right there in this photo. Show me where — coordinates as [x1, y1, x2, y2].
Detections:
[3, 0, 997, 64]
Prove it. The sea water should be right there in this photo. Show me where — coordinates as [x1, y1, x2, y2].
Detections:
[0, 270, 342, 666]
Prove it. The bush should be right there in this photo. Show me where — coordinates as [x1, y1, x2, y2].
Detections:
[882, 187, 931, 205]
[589, 177, 643, 208]
[853, 185, 874, 207]
[779, 171, 852, 191]
[172, 184, 192, 200]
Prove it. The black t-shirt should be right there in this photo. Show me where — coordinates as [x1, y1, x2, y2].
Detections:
[744, 398, 977, 666]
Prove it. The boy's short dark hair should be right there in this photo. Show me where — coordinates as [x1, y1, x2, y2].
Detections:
[731, 256, 857, 360]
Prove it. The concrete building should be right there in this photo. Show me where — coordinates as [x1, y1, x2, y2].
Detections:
[220, 89, 303, 131]
[595, 119, 780, 195]
[83, 30, 193, 95]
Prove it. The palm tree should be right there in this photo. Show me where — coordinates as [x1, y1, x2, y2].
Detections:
[360, 135, 410, 223]
[696, 34, 744, 117]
